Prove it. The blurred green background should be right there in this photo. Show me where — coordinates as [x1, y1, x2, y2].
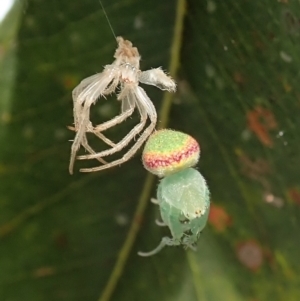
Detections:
[1, 0, 300, 300]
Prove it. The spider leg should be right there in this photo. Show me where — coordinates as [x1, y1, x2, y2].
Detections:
[68, 124, 116, 147]
[155, 219, 167, 227]
[103, 73, 120, 95]
[77, 85, 148, 161]
[72, 66, 118, 130]
[139, 68, 176, 92]
[92, 132, 116, 147]
[138, 237, 180, 257]
[72, 75, 122, 149]
[69, 113, 90, 174]
[92, 93, 135, 132]
[151, 198, 159, 205]
[93, 107, 134, 132]
[77, 108, 147, 160]
[84, 86, 135, 149]
[79, 86, 157, 172]
[78, 78, 141, 158]
[182, 236, 198, 251]
[69, 67, 119, 174]
[80, 134, 107, 164]
[81, 84, 135, 147]
[72, 73, 103, 129]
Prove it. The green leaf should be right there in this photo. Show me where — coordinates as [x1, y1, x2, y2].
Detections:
[1, 0, 300, 301]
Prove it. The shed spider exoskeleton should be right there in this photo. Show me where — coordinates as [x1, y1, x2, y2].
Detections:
[69, 37, 176, 174]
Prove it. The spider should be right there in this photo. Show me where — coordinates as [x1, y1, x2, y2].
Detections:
[137, 130, 210, 257]
[69, 37, 176, 174]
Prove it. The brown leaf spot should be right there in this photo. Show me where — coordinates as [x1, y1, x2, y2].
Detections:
[247, 106, 278, 147]
[208, 204, 232, 232]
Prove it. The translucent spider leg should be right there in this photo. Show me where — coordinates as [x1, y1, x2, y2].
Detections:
[68, 125, 116, 147]
[69, 131, 111, 175]
[73, 84, 125, 149]
[79, 135, 107, 159]
[92, 93, 135, 133]
[79, 134, 108, 166]
[155, 220, 167, 227]
[182, 236, 198, 251]
[69, 69, 117, 174]
[69, 114, 90, 174]
[76, 84, 149, 161]
[139, 68, 176, 92]
[102, 68, 121, 95]
[138, 237, 180, 257]
[87, 95, 135, 146]
[79, 86, 157, 172]
[68, 124, 111, 173]
[74, 69, 116, 125]
[150, 199, 167, 226]
[77, 105, 147, 161]
[150, 198, 159, 204]
[72, 73, 103, 128]
[72, 71, 115, 130]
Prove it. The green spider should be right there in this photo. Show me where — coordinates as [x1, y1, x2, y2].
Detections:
[138, 129, 210, 257]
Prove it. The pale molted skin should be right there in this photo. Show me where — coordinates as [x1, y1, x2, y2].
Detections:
[69, 37, 176, 174]
[138, 168, 210, 257]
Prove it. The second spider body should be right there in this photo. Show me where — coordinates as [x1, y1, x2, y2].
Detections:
[138, 130, 210, 257]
